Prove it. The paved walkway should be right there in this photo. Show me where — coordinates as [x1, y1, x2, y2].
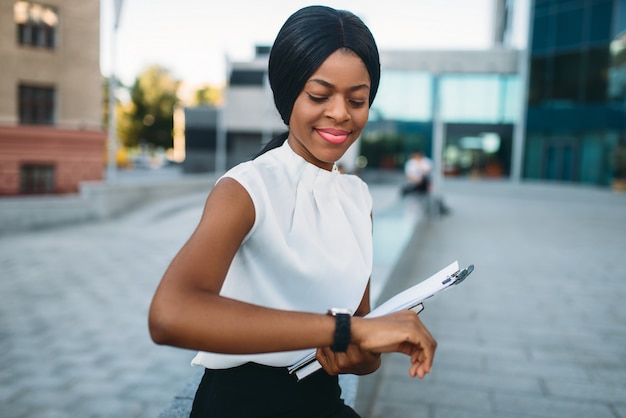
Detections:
[356, 180, 626, 418]
[1, 178, 625, 418]
[0, 192, 209, 418]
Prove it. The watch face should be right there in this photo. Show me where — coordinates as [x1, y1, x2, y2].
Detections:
[328, 308, 352, 316]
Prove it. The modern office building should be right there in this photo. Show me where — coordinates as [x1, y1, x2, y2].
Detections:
[364, 49, 520, 179]
[524, 0, 626, 187]
[361, 0, 526, 179]
[368, 0, 626, 187]
[0, 0, 105, 195]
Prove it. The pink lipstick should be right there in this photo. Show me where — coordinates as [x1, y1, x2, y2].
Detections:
[316, 128, 350, 145]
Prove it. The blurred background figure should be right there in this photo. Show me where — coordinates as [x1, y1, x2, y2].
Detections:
[401, 152, 432, 196]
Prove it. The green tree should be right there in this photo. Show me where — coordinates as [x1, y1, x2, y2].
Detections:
[192, 84, 222, 106]
[122, 65, 181, 149]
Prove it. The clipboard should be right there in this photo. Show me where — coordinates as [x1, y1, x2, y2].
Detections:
[288, 261, 474, 381]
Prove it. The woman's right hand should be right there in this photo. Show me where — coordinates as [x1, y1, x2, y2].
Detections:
[352, 310, 437, 378]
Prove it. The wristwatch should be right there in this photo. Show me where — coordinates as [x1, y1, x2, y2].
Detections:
[327, 308, 352, 352]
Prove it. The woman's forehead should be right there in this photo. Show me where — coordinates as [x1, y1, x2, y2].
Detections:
[307, 50, 370, 86]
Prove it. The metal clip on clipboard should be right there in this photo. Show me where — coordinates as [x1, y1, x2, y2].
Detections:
[442, 264, 474, 286]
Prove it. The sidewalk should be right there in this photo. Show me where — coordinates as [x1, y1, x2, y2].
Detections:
[355, 180, 626, 418]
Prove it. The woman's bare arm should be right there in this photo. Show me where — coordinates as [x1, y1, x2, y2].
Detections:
[148, 177, 339, 353]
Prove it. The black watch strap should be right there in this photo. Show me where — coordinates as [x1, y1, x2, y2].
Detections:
[328, 308, 351, 352]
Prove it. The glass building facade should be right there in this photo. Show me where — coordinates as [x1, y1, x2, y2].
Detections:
[362, 70, 520, 178]
[525, 0, 626, 186]
[359, 0, 626, 188]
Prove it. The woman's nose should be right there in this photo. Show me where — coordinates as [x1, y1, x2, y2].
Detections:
[324, 97, 350, 122]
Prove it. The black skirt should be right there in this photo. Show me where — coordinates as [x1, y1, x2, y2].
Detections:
[190, 362, 360, 418]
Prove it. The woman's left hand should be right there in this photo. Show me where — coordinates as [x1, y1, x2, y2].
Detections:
[316, 345, 381, 376]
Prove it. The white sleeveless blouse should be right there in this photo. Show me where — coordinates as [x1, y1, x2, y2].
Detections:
[191, 141, 373, 369]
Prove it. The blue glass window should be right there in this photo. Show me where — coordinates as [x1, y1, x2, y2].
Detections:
[555, 8, 584, 48]
[371, 71, 432, 121]
[589, 0, 613, 43]
[440, 75, 501, 122]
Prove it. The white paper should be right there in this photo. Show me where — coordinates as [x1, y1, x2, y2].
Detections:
[366, 260, 459, 317]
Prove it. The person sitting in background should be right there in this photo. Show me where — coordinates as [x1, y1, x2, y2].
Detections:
[402, 151, 432, 196]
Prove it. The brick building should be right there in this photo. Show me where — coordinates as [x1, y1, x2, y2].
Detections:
[0, 0, 105, 195]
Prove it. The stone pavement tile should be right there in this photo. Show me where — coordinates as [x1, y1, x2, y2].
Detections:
[371, 369, 493, 413]
[432, 406, 540, 418]
[492, 392, 616, 418]
[543, 379, 626, 405]
[69, 395, 144, 418]
[614, 403, 626, 418]
[589, 367, 626, 384]
[0, 197, 205, 417]
[11, 387, 78, 414]
[1, 403, 42, 418]
[386, 359, 544, 395]
[486, 357, 590, 381]
[368, 399, 429, 418]
[18, 409, 69, 418]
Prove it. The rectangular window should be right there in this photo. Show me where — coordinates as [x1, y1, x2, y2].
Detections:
[529, 57, 548, 105]
[531, 14, 551, 53]
[19, 84, 55, 125]
[551, 51, 582, 102]
[14, 1, 58, 49]
[229, 70, 266, 86]
[585, 47, 609, 103]
[20, 164, 55, 194]
[555, 8, 584, 49]
[589, 0, 612, 43]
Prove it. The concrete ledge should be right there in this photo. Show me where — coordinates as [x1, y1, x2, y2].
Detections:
[0, 173, 218, 235]
[159, 369, 204, 418]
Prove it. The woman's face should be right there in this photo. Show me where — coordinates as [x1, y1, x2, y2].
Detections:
[287, 49, 371, 171]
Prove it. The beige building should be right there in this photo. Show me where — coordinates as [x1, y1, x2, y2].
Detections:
[0, 0, 105, 195]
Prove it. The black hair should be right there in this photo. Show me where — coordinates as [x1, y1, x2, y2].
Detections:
[255, 5, 381, 157]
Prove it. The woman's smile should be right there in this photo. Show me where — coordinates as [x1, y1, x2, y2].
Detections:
[315, 128, 351, 145]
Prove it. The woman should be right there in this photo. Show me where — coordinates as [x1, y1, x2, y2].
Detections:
[149, 6, 436, 417]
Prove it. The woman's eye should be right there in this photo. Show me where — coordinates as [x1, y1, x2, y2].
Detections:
[349, 100, 366, 108]
[307, 93, 365, 107]
[307, 94, 327, 103]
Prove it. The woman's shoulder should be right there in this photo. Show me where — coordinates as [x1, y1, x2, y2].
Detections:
[218, 154, 285, 201]
[339, 170, 369, 190]
[222, 152, 283, 185]
[339, 173, 372, 211]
